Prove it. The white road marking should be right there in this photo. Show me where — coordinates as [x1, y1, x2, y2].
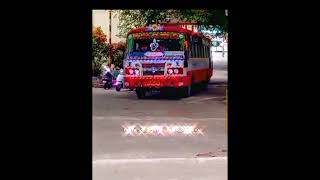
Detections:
[93, 157, 227, 165]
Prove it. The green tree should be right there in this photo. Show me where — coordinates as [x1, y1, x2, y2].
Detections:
[115, 9, 227, 38]
[110, 41, 126, 68]
[92, 27, 109, 76]
[115, 10, 170, 38]
[176, 10, 227, 32]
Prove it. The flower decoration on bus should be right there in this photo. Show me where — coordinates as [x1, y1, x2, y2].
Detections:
[162, 33, 169, 39]
[150, 38, 159, 52]
[152, 24, 158, 31]
[184, 40, 189, 49]
[147, 24, 164, 32]
[172, 32, 179, 39]
[144, 52, 164, 57]
[133, 32, 180, 40]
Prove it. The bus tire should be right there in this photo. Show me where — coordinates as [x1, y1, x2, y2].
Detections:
[202, 80, 209, 90]
[181, 85, 192, 98]
[136, 88, 146, 99]
[187, 85, 192, 96]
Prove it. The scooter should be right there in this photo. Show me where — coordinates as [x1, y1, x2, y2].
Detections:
[102, 79, 112, 89]
[102, 73, 113, 89]
[113, 73, 124, 91]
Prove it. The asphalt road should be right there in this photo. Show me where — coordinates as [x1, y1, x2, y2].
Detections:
[93, 157, 227, 180]
[92, 76, 227, 180]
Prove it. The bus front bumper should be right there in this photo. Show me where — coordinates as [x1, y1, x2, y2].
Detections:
[124, 76, 191, 89]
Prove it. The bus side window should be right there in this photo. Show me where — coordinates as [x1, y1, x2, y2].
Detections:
[191, 42, 194, 58]
[206, 46, 209, 58]
[200, 40, 203, 58]
[196, 43, 198, 58]
[189, 41, 192, 58]
[194, 43, 196, 58]
[201, 42, 204, 58]
[190, 42, 192, 57]
[198, 37, 200, 58]
[204, 45, 206, 58]
[199, 43, 201, 58]
[203, 41, 205, 58]
[198, 43, 201, 58]
[198, 42, 201, 58]
[191, 36, 195, 58]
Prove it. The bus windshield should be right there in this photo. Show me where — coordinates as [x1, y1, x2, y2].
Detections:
[127, 32, 186, 53]
[130, 39, 182, 53]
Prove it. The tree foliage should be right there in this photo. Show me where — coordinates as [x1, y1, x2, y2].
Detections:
[93, 26, 108, 44]
[92, 27, 108, 76]
[92, 26, 127, 76]
[177, 10, 227, 32]
[115, 9, 227, 38]
[110, 41, 126, 68]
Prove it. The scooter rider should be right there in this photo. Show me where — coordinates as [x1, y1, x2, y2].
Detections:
[114, 69, 124, 91]
[103, 67, 114, 89]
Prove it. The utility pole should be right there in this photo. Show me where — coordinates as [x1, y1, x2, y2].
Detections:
[108, 10, 112, 66]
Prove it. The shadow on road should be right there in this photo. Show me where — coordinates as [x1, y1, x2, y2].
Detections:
[113, 83, 227, 101]
[198, 84, 227, 96]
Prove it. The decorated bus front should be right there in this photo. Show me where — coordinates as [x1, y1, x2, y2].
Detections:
[124, 28, 190, 89]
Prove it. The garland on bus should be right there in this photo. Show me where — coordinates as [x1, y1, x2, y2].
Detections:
[132, 32, 180, 40]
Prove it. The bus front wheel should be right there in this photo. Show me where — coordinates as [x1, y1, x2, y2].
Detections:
[180, 85, 192, 98]
[136, 88, 146, 99]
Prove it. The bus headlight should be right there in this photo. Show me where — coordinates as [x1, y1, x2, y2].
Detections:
[168, 69, 173, 74]
[129, 69, 134, 75]
[174, 68, 179, 74]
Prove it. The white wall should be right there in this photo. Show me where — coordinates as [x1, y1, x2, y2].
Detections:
[211, 45, 227, 70]
[211, 44, 228, 61]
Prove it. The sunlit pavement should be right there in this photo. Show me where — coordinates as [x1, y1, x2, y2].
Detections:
[210, 70, 227, 84]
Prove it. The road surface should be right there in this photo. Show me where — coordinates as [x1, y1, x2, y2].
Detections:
[93, 82, 227, 180]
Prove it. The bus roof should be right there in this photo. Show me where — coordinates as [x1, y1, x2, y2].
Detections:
[127, 25, 212, 42]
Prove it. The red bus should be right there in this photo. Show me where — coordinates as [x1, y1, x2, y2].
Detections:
[124, 24, 213, 98]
